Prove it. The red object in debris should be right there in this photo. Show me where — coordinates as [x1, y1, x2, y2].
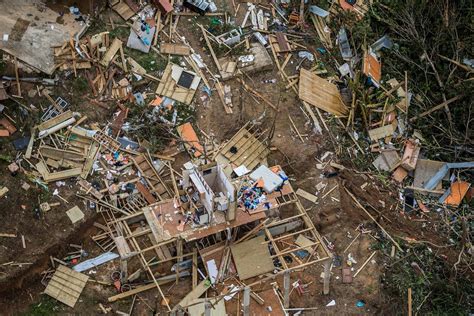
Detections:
[154, 0, 173, 14]
[71, 258, 78, 264]
[114, 280, 122, 292]
[340, 0, 356, 11]
[0, 118, 17, 135]
[0, 129, 9, 137]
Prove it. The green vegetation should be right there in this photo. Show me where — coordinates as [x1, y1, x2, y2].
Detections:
[109, 26, 130, 40]
[381, 242, 473, 315]
[124, 47, 167, 73]
[71, 76, 89, 94]
[22, 296, 60, 316]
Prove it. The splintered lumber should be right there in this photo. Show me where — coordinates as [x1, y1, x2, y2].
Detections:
[288, 114, 304, 142]
[100, 38, 123, 67]
[353, 251, 376, 277]
[302, 101, 322, 134]
[78, 179, 103, 200]
[238, 79, 279, 112]
[43, 91, 63, 113]
[368, 124, 395, 142]
[127, 57, 147, 75]
[81, 142, 100, 179]
[199, 24, 222, 72]
[0, 233, 17, 238]
[298, 68, 348, 116]
[108, 276, 176, 302]
[160, 43, 191, 56]
[344, 187, 402, 251]
[409, 96, 461, 122]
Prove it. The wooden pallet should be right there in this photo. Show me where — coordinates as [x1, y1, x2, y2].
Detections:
[44, 265, 88, 308]
[220, 125, 269, 170]
[133, 155, 172, 200]
[92, 131, 120, 152]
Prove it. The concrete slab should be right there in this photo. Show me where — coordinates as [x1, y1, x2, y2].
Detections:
[0, 0, 83, 74]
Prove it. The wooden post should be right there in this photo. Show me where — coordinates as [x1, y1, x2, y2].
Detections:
[176, 238, 183, 284]
[14, 57, 21, 97]
[204, 300, 212, 316]
[408, 288, 412, 316]
[192, 249, 198, 289]
[243, 287, 250, 316]
[120, 260, 128, 282]
[323, 259, 330, 295]
[283, 270, 290, 308]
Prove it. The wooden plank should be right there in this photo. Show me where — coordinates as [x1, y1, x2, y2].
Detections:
[160, 43, 191, 56]
[127, 57, 147, 75]
[78, 179, 104, 199]
[108, 278, 174, 302]
[111, 1, 135, 21]
[43, 168, 83, 183]
[137, 182, 157, 204]
[296, 188, 317, 203]
[81, 142, 99, 179]
[275, 32, 290, 52]
[295, 235, 315, 254]
[100, 38, 123, 67]
[39, 146, 85, 162]
[298, 68, 348, 116]
[14, 57, 21, 97]
[368, 125, 395, 142]
[25, 128, 36, 159]
[37, 111, 73, 132]
[43, 91, 64, 114]
[174, 280, 210, 309]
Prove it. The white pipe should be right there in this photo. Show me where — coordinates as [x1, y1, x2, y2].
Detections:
[38, 117, 76, 139]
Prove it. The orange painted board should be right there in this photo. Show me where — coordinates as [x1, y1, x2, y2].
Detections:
[444, 181, 470, 206]
[0, 129, 10, 137]
[176, 122, 203, 158]
[363, 52, 381, 83]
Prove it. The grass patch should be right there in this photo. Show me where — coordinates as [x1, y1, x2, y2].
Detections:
[71, 76, 89, 95]
[84, 18, 107, 37]
[109, 26, 130, 40]
[22, 296, 60, 316]
[124, 47, 167, 73]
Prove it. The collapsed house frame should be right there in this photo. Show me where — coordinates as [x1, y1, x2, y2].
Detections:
[75, 124, 331, 314]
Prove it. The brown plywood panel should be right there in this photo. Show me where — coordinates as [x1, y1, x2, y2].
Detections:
[231, 235, 274, 280]
[160, 43, 191, 56]
[298, 68, 348, 116]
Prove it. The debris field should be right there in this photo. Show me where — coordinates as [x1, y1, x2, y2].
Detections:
[0, 0, 472, 315]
